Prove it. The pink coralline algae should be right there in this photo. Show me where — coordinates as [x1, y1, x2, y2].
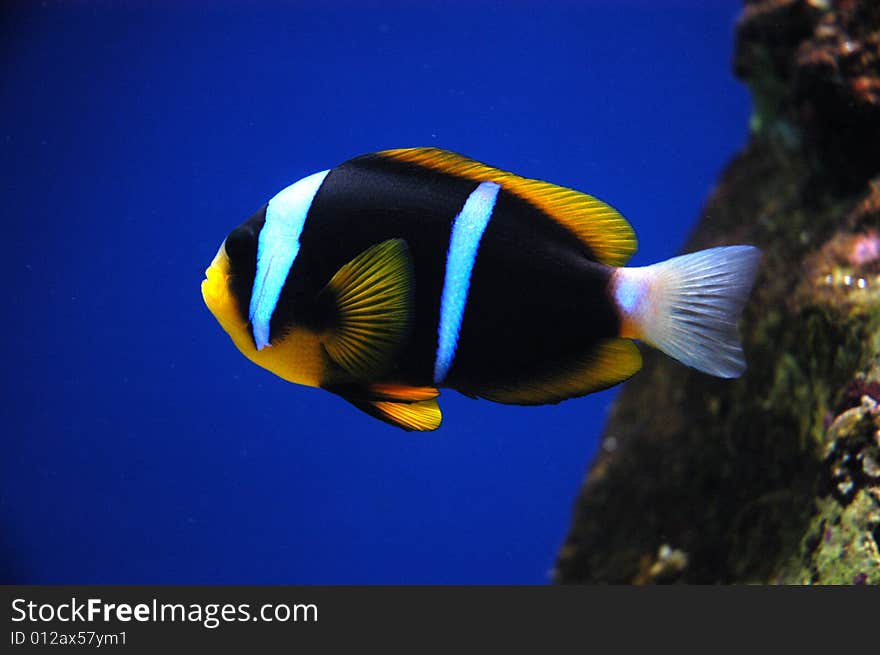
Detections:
[849, 230, 880, 267]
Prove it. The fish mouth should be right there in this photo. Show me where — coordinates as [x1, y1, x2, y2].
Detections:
[200, 273, 220, 307]
[201, 242, 231, 305]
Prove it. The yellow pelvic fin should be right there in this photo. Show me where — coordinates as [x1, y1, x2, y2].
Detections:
[367, 398, 443, 431]
[319, 239, 413, 379]
[341, 385, 443, 432]
[366, 383, 441, 402]
[479, 338, 642, 405]
[379, 147, 637, 266]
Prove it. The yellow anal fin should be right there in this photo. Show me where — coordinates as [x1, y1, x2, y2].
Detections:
[379, 147, 637, 266]
[479, 339, 642, 405]
[320, 239, 413, 379]
[345, 395, 443, 432]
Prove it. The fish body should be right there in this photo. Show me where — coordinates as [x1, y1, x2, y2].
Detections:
[202, 148, 760, 431]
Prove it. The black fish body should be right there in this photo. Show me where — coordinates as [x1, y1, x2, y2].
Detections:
[202, 148, 760, 430]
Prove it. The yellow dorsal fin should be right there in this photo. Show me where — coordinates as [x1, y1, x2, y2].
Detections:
[478, 338, 642, 405]
[319, 239, 413, 378]
[379, 147, 637, 266]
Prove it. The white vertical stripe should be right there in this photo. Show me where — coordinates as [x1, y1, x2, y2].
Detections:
[249, 169, 329, 350]
[433, 181, 501, 383]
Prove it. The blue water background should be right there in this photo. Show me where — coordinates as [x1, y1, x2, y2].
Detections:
[1, 1, 749, 583]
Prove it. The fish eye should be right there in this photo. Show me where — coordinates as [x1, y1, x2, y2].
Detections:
[224, 225, 255, 264]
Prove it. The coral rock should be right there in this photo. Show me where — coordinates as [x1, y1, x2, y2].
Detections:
[555, 0, 880, 584]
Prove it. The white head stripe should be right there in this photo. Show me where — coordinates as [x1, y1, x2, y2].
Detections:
[249, 169, 330, 350]
[433, 181, 501, 383]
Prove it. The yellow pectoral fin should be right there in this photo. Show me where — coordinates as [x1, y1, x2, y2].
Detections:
[319, 238, 414, 378]
[379, 147, 637, 266]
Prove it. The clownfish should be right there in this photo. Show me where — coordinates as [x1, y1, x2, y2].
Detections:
[202, 148, 760, 431]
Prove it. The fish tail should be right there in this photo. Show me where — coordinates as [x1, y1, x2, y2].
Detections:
[612, 246, 761, 378]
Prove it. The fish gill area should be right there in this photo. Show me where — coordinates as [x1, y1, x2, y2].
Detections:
[555, 0, 880, 584]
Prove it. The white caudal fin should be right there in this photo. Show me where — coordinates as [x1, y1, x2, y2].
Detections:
[613, 246, 761, 378]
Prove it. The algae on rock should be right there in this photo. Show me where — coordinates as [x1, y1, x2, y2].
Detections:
[555, 0, 880, 584]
